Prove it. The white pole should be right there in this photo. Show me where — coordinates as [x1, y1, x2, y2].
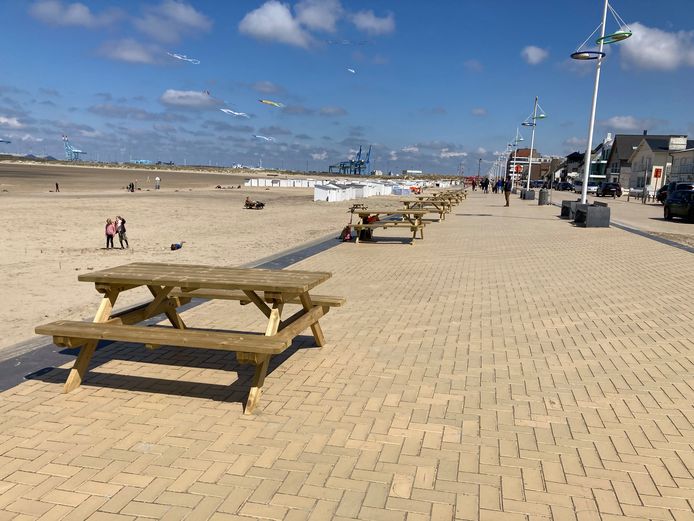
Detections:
[581, 0, 609, 205]
[526, 96, 539, 191]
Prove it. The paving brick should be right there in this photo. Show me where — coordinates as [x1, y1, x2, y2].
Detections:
[1, 193, 694, 521]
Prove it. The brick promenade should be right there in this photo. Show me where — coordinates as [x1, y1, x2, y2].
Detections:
[1, 193, 693, 520]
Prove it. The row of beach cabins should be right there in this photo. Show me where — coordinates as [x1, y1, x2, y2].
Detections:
[243, 177, 463, 203]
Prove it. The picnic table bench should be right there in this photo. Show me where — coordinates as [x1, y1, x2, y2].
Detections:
[350, 208, 428, 245]
[35, 262, 343, 414]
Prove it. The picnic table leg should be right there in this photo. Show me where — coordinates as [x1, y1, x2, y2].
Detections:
[244, 355, 270, 415]
[299, 293, 325, 347]
[64, 289, 118, 393]
[242, 300, 282, 415]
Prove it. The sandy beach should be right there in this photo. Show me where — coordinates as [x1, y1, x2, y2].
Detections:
[0, 162, 377, 352]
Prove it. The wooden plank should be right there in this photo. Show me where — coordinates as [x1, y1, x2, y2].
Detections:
[78, 263, 332, 294]
[168, 289, 345, 307]
[36, 321, 290, 354]
[275, 304, 326, 345]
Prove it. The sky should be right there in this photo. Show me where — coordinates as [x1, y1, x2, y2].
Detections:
[2, 0, 694, 175]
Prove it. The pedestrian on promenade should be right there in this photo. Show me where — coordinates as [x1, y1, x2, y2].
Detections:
[55, 182, 60, 192]
[503, 176, 512, 207]
[155, 176, 161, 190]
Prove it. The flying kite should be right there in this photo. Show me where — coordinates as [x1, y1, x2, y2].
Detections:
[258, 99, 284, 108]
[220, 108, 249, 118]
[347, 68, 356, 74]
[253, 135, 274, 142]
[167, 52, 200, 64]
[0, 139, 10, 144]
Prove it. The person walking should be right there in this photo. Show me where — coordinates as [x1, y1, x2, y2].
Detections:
[503, 176, 512, 207]
[116, 215, 129, 249]
[55, 182, 60, 192]
[105, 218, 116, 249]
[154, 176, 161, 190]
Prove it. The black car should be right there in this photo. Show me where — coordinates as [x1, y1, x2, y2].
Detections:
[555, 181, 573, 191]
[596, 182, 622, 197]
[664, 189, 694, 221]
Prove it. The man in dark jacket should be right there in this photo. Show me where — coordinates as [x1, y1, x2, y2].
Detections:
[504, 176, 512, 207]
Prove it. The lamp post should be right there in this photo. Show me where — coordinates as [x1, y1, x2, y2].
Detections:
[571, 0, 632, 204]
[522, 96, 546, 191]
[510, 129, 524, 189]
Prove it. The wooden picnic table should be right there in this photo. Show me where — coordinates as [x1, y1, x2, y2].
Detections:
[351, 208, 428, 244]
[399, 199, 452, 220]
[35, 262, 343, 413]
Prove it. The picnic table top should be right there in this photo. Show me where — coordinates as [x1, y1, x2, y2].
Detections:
[78, 262, 332, 293]
[355, 208, 429, 215]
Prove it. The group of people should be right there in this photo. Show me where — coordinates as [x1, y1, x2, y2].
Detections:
[104, 216, 129, 249]
[470, 178, 492, 193]
[244, 196, 265, 209]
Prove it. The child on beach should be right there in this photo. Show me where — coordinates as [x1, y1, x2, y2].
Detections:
[105, 219, 116, 249]
[116, 215, 129, 249]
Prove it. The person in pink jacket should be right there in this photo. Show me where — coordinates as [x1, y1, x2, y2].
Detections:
[105, 218, 116, 249]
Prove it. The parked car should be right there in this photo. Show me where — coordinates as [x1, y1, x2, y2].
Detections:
[596, 182, 622, 197]
[530, 180, 545, 188]
[664, 190, 694, 221]
[555, 181, 573, 191]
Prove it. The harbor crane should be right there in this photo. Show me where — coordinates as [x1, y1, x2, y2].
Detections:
[62, 135, 86, 161]
[329, 145, 371, 175]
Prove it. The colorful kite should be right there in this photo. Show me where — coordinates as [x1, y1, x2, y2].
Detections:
[220, 108, 249, 118]
[258, 99, 284, 108]
[167, 52, 200, 64]
[347, 68, 356, 74]
[253, 135, 274, 142]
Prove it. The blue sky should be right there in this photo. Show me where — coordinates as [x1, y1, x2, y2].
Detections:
[2, 0, 694, 174]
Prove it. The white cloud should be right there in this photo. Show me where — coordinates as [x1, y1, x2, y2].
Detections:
[319, 106, 347, 117]
[250, 81, 283, 94]
[79, 129, 102, 138]
[476, 147, 487, 155]
[563, 136, 587, 148]
[0, 116, 24, 129]
[439, 148, 467, 159]
[401, 146, 419, 153]
[521, 45, 549, 65]
[464, 59, 483, 72]
[620, 22, 694, 71]
[311, 151, 328, 160]
[295, 0, 342, 33]
[351, 10, 395, 35]
[239, 1, 312, 48]
[598, 115, 660, 132]
[99, 39, 159, 64]
[160, 89, 220, 108]
[471, 107, 487, 117]
[388, 150, 398, 161]
[29, 0, 121, 28]
[134, 0, 212, 44]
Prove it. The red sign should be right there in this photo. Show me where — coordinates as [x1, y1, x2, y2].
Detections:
[653, 167, 662, 178]
[514, 165, 522, 173]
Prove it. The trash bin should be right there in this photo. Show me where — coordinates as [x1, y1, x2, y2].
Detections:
[574, 202, 610, 227]
[538, 188, 549, 205]
[560, 199, 580, 219]
[522, 189, 536, 200]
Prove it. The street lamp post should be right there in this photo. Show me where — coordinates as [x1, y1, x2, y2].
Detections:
[522, 96, 545, 191]
[571, 0, 632, 204]
[510, 129, 523, 189]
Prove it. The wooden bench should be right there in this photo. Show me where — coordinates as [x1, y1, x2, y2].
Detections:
[36, 319, 301, 413]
